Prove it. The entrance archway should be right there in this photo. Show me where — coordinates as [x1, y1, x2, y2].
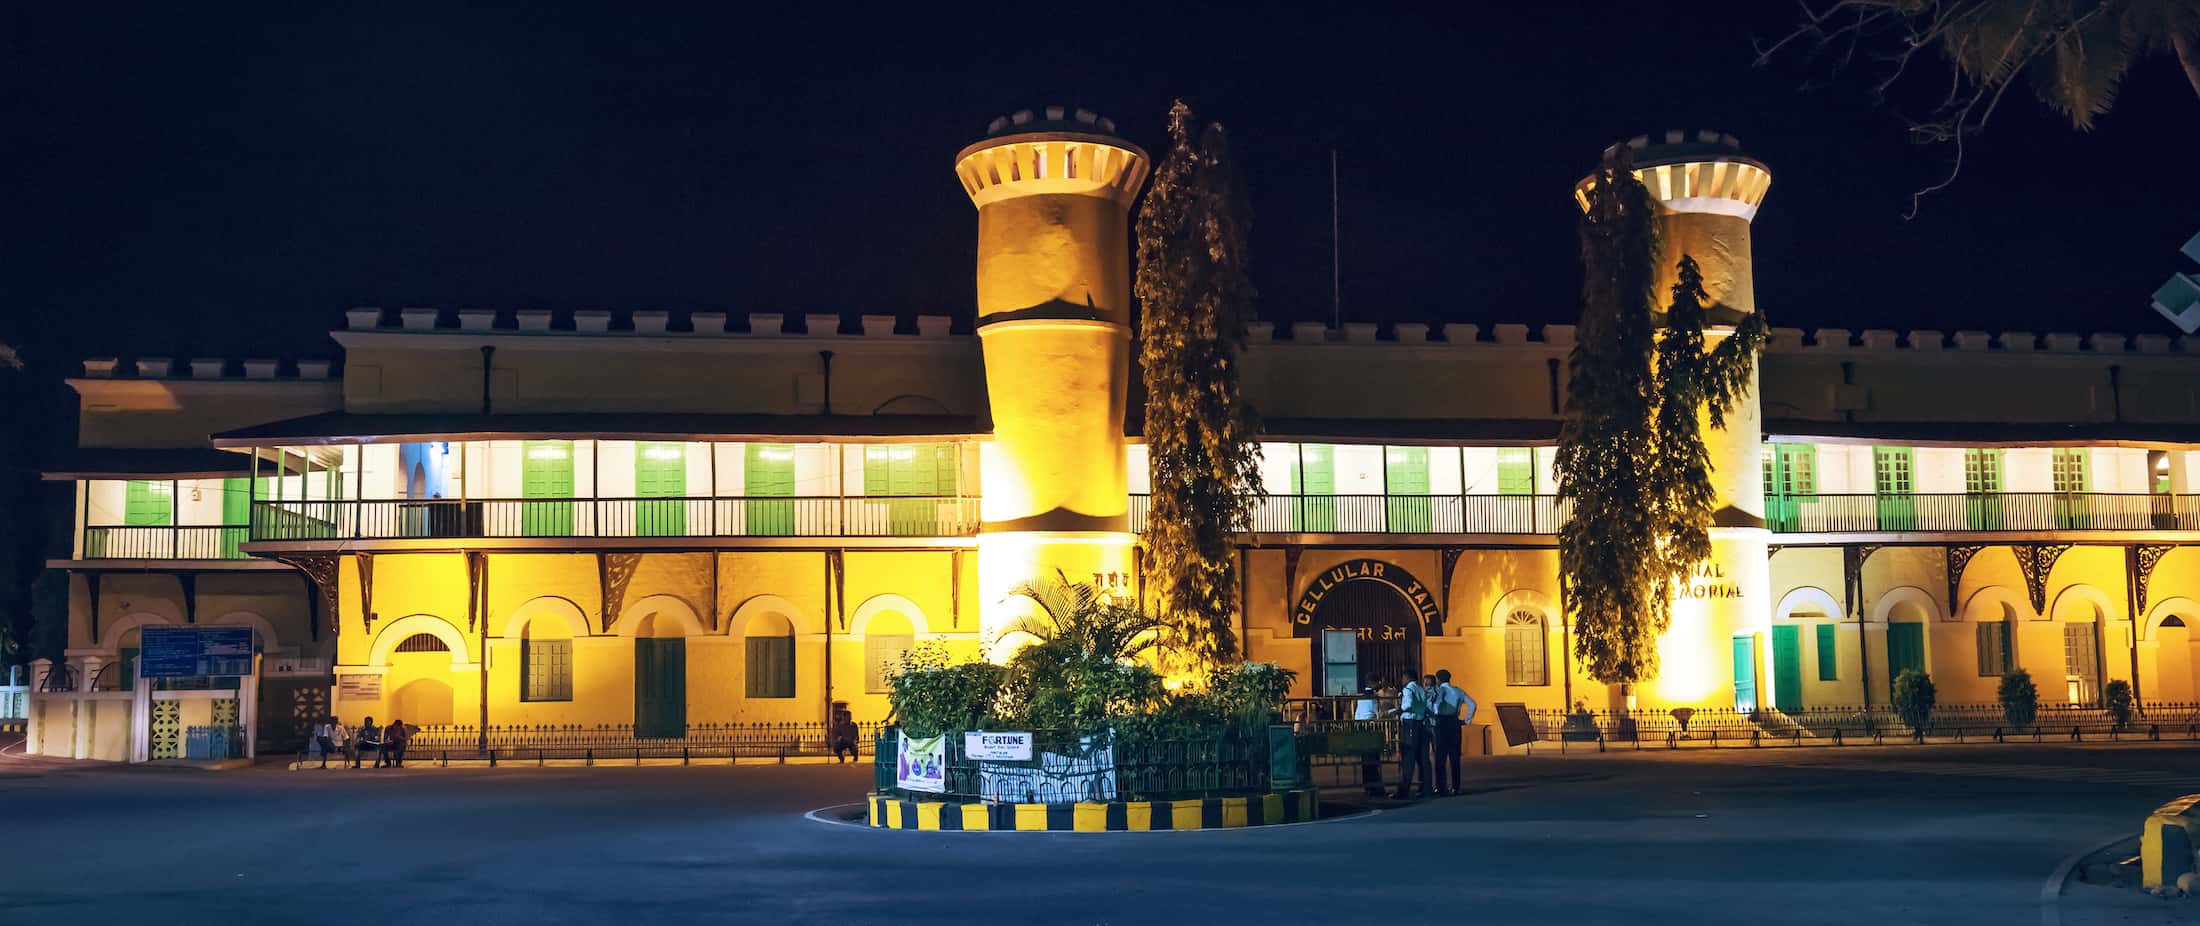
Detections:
[1306, 579, 1424, 697]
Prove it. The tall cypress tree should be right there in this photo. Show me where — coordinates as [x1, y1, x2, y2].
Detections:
[1133, 101, 1262, 672]
[1557, 153, 1765, 688]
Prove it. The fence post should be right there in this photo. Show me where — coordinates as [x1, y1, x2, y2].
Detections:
[1832, 728, 1843, 747]
[1596, 731, 1605, 753]
[2149, 724, 2160, 742]
[585, 747, 593, 767]
[489, 748, 497, 768]
[1992, 726, 2003, 744]
[2071, 725, 2082, 742]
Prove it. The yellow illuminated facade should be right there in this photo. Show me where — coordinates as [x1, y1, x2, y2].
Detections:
[26, 118, 2200, 763]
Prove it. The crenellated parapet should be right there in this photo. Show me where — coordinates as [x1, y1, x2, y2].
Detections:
[77, 356, 336, 381]
[342, 307, 968, 339]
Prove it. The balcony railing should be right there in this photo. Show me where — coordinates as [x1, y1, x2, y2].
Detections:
[80, 525, 252, 560]
[1764, 492, 2200, 533]
[249, 496, 982, 542]
[1130, 494, 1566, 534]
[1131, 492, 2200, 536]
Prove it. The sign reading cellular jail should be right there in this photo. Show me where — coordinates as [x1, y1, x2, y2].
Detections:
[1295, 559, 1443, 696]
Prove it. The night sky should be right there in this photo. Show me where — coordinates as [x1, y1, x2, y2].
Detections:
[7, 4, 2196, 367]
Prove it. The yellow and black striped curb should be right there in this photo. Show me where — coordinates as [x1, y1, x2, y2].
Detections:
[865, 790, 1318, 832]
[2141, 793, 2199, 890]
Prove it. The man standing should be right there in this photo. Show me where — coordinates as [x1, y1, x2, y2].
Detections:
[1432, 669, 1477, 796]
[1391, 672, 1433, 800]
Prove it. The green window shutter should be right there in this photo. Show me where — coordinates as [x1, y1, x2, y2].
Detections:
[1887, 622, 1926, 696]
[1731, 636, 1758, 712]
[1815, 623, 1838, 681]
[522, 441, 575, 536]
[744, 443, 796, 536]
[1496, 448, 1535, 495]
[634, 442, 687, 537]
[119, 647, 138, 692]
[1385, 446, 1431, 532]
[220, 477, 251, 558]
[521, 639, 573, 701]
[864, 634, 914, 693]
[1975, 622, 2011, 677]
[1964, 449, 2004, 529]
[1298, 444, 1335, 532]
[863, 446, 890, 495]
[1873, 447, 1917, 531]
[934, 444, 959, 496]
[2052, 449, 2089, 493]
[745, 635, 795, 698]
[1765, 445, 1818, 532]
[1771, 625, 1803, 711]
[124, 481, 173, 526]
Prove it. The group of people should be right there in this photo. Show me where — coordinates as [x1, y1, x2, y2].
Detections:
[1357, 669, 1478, 800]
[309, 716, 416, 768]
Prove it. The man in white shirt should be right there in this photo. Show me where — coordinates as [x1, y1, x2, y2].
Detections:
[1432, 669, 1477, 796]
[1391, 672, 1433, 800]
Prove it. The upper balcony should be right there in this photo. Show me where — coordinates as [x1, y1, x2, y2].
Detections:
[251, 495, 980, 542]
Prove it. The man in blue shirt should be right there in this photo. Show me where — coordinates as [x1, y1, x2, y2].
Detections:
[1391, 672, 1434, 800]
[1432, 668, 1477, 796]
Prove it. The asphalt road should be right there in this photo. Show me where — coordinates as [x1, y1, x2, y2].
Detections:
[1, 742, 2194, 925]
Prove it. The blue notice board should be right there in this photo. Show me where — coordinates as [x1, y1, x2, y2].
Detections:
[139, 627, 256, 678]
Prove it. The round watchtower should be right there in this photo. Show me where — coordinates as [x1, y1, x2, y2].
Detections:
[1576, 131, 1776, 712]
[958, 108, 1150, 646]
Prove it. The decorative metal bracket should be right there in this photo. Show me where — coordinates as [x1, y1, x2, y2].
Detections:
[179, 572, 197, 624]
[1944, 544, 1986, 618]
[2133, 544, 2177, 617]
[1439, 547, 1465, 613]
[357, 552, 375, 634]
[598, 552, 642, 633]
[270, 553, 339, 641]
[2018, 543, 2074, 615]
[1843, 544, 1886, 620]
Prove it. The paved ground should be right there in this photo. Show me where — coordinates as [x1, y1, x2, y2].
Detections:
[1, 739, 2195, 925]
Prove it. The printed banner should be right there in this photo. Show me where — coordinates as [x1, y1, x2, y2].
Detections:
[977, 737, 1116, 804]
[962, 731, 1033, 761]
[895, 731, 947, 793]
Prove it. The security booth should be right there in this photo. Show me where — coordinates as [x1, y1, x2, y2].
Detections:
[135, 626, 257, 762]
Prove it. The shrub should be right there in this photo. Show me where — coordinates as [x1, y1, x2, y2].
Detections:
[1997, 670, 2038, 730]
[887, 643, 1005, 739]
[2103, 679, 2134, 728]
[1892, 669, 1936, 733]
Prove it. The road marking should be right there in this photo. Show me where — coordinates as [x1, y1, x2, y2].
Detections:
[1690, 754, 2197, 788]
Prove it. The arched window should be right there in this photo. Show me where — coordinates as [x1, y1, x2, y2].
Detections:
[394, 633, 449, 653]
[863, 613, 915, 694]
[745, 612, 795, 699]
[1504, 610, 1548, 687]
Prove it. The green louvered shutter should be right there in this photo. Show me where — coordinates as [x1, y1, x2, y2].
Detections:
[745, 444, 796, 536]
[635, 442, 687, 537]
[1384, 446, 1430, 532]
[1298, 444, 1335, 532]
[522, 441, 575, 536]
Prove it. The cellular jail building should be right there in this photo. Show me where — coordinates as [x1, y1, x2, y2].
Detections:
[26, 113, 2200, 761]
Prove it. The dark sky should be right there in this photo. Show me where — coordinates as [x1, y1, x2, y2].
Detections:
[7, 4, 2196, 366]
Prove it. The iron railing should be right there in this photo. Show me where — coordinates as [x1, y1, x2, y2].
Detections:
[1130, 492, 2200, 535]
[876, 729, 1270, 803]
[1521, 702, 2200, 747]
[250, 496, 982, 542]
[1765, 492, 2200, 533]
[1130, 494, 1566, 534]
[80, 525, 251, 560]
[294, 721, 883, 766]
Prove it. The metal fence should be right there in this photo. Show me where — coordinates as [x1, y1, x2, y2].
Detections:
[1130, 494, 1566, 535]
[296, 721, 883, 766]
[184, 725, 245, 761]
[80, 525, 251, 560]
[876, 729, 1271, 803]
[1520, 702, 2200, 749]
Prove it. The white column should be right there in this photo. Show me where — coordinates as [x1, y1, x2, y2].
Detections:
[240, 653, 260, 759]
[132, 680, 151, 763]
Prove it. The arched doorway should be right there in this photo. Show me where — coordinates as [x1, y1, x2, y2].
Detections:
[629, 606, 693, 739]
[2150, 614, 2195, 703]
[1305, 579, 1425, 697]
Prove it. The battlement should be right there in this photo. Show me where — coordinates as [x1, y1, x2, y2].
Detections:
[1231, 322, 2191, 356]
[1575, 129, 1771, 221]
[78, 356, 335, 381]
[954, 106, 1148, 209]
[339, 308, 966, 339]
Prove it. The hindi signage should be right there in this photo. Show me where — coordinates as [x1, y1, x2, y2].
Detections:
[964, 731, 1033, 761]
[138, 627, 255, 678]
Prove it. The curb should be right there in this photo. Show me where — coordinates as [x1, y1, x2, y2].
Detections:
[286, 754, 862, 771]
[865, 790, 1319, 832]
